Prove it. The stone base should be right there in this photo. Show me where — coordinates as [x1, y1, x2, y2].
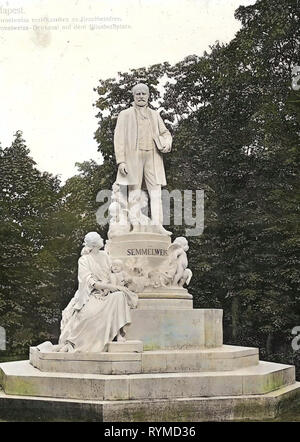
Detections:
[0, 360, 296, 401]
[0, 379, 299, 422]
[29, 345, 259, 375]
[1, 347, 299, 421]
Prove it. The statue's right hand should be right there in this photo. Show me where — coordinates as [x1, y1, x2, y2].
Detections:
[119, 162, 128, 176]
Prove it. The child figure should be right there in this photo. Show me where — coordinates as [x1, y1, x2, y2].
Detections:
[128, 189, 151, 232]
[168, 237, 193, 287]
[107, 201, 130, 239]
[110, 259, 128, 287]
[110, 259, 138, 308]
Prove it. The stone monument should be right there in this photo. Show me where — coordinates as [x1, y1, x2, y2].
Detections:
[0, 83, 299, 422]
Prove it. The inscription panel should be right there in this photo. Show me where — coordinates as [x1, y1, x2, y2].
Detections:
[127, 248, 168, 256]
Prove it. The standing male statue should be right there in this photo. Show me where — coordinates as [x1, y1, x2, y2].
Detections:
[114, 83, 172, 235]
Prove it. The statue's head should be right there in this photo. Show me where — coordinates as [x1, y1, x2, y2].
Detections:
[174, 237, 189, 252]
[111, 259, 123, 273]
[82, 232, 104, 252]
[132, 83, 149, 107]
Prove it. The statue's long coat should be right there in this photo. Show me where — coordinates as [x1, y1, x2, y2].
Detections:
[114, 105, 172, 186]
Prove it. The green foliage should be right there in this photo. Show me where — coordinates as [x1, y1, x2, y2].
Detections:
[0, 131, 62, 352]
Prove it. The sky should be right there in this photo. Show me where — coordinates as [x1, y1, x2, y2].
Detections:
[0, 0, 256, 182]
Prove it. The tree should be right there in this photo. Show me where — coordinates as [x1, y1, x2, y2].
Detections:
[0, 131, 62, 353]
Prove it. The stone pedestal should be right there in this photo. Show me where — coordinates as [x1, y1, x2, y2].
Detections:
[1, 305, 300, 420]
[106, 232, 192, 298]
[125, 308, 223, 350]
[106, 232, 172, 289]
[106, 232, 171, 267]
[1, 232, 299, 421]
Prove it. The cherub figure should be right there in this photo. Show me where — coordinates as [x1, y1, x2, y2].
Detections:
[125, 257, 148, 292]
[109, 258, 138, 309]
[178, 268, 193, 287]
[110, 259, 128, 287]
[168, 237, 193, 287]
[128, 189, 151, 232]
[148, 269, 172, 288]
[107, 201, 130, 239]
[111, 181, 127, 208]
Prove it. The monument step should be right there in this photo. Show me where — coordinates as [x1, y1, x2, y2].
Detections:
[29, 345, 259, 375]
[0, 360, 295, 401]
[1, 382, 300, 421]
[141, 345, 259, 373]
[107, 341, 143, 353]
